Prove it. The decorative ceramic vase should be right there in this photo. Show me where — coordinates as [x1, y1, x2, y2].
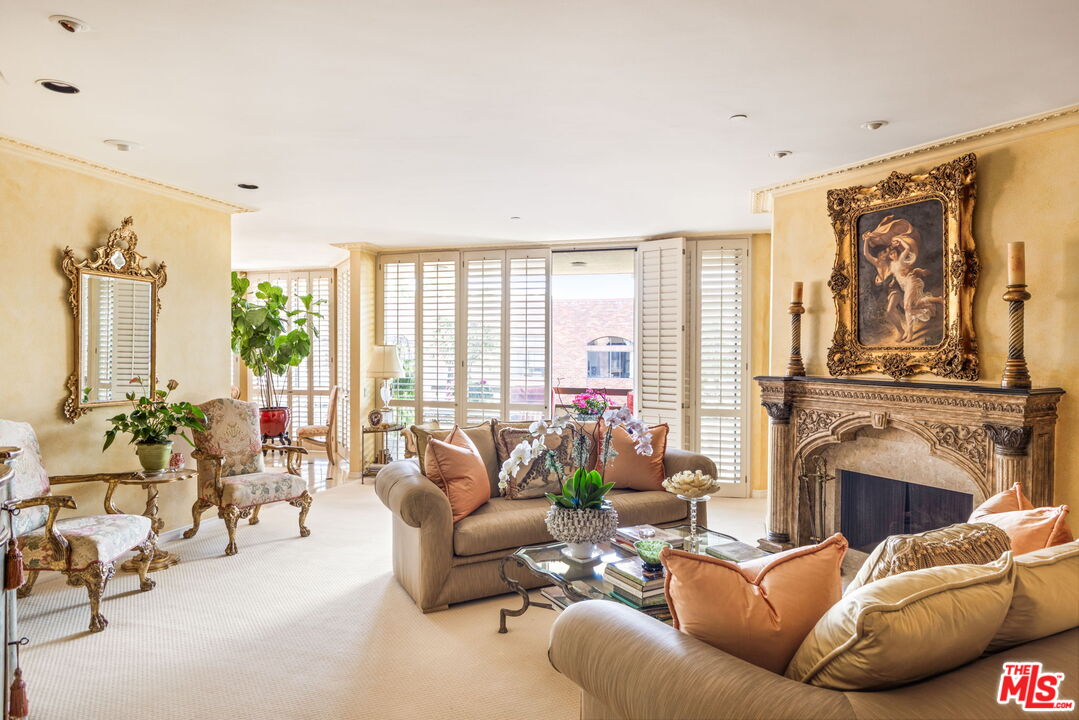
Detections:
[545, 504, 619, 561]
[575, 412, 601, 422]
[135, 441, 173, 473]
[259, 406, 290, 439]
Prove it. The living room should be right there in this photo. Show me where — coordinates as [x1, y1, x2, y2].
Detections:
[0, 2, 1076, 719]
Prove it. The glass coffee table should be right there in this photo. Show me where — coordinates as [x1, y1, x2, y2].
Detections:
[497, 524, 737, 633]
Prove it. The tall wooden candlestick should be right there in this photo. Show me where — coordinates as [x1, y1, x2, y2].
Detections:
[1001, 243, 1031, 389]
[787, 282, 806, 377]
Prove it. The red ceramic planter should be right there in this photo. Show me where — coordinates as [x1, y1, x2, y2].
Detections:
[259, 406, 291, 439]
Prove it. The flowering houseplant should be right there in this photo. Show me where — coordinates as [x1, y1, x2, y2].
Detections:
[571, 389, 608, 418]
[499, 406, 653, 560]
[103, 379, 207, 473]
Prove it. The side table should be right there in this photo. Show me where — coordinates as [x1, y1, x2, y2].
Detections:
[104, 469, 195, 572]
[360, 424, 404, 482]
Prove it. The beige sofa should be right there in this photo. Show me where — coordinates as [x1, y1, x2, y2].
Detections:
[375, 420, 714, 612]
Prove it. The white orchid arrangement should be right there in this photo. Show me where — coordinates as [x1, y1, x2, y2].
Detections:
[497, 406, 654, 494]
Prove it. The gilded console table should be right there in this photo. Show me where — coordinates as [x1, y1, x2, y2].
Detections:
[104, 469, 196, 571]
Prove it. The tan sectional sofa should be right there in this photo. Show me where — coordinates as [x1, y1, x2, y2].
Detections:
[375, 419, 714, 612]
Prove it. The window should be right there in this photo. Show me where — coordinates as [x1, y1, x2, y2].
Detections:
[379, 249, 549, 426]
[586, 336, 632, 379]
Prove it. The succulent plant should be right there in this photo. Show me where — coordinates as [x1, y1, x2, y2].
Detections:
[546, 467, 614, 510]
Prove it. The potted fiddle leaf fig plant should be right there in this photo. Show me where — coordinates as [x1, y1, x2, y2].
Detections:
[103, 379, 207, 473]
[230, 272, 324, 440]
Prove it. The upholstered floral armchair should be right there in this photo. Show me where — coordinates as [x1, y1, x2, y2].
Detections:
[184, 399, 312, 555]
[0, 420, 157, 633]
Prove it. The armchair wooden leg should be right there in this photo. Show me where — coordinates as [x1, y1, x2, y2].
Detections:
[220, 505, 251, 556]
[289, 492, 313, 537]
[249, 505, 261, 525]
[326, 435, 337, 466]
[66, 561, 115, 633]
[17, 570, 39, 599]
[182, 498, 214, 539]
[134, 535, 157, 591]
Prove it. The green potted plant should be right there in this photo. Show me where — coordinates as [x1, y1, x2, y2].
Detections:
[230, 272, 324, 440]
[544, 468, 619, 560]
[103, 379, 208, 473]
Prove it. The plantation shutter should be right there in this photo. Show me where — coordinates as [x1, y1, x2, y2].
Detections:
[419, 253, 457, 425]
[335, 261, 350, 455]
[636, 237, 685, 447]
[110, 279, 152, 396]
[506, 250, 549, 421]
[380, 256, 418, 437]
[463, 251, 504, 423]
[692, 240, 749, 495]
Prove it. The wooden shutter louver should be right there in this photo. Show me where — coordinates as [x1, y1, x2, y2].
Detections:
[636, 238, 685, 446]
[464, 254, 503, 423]
[507, 254, 548, 421]
[420, 257, 457, 423]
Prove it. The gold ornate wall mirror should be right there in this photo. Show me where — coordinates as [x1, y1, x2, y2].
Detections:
[62, 217, 166, 422]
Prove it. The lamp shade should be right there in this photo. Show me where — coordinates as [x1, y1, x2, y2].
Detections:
[368, 345, 404, 379]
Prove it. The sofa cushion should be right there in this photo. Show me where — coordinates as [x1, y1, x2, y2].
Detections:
[495, 426, 572, 500]
[661, 534, 847, 674]
[425, 427, 490, 523]
[453, 489, 687, 557]
[845, 522, 1011, 594]
[412, 421, 498, 495]
[989, 540, 1079, 652]
[786, 553, 1015, 689]
[599, 423, 669, 491]
[970, 482, 1073, 555]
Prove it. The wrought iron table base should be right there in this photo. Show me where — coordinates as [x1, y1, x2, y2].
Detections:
[497, 554, 554, 633]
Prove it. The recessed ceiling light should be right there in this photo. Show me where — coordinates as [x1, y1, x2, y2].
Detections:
[729, 113, 749, 121]
[772, 150, 793, 159]
[37, 79, 79, 94]
[509, 216, 521, 220]
[237, 183, 259, 190]
[49, 15, 90, 33]
[861, 120, 889, 131]
[570, 261, 587, 267]
[104, 139, 142, 152]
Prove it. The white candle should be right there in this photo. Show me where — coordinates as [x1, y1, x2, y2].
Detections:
[791, 281, 804, 304]
[1007, 242, 1026, 286]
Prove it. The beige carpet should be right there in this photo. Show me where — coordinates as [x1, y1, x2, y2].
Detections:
[19, 481, 580, 720]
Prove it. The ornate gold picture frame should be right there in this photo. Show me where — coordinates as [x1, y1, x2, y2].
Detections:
[61, 217, 167, 421]
[825, 153, 979, 380]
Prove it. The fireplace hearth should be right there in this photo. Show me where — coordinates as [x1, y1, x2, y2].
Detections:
[839, 470, 973, 553]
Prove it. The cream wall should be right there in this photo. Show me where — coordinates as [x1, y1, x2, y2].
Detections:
[0, 149, 233, 531]
[768, 120, 1079, 509]
[348, 248, 378, 475]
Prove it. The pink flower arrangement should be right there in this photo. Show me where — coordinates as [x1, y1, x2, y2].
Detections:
[572, 389, 608, 416]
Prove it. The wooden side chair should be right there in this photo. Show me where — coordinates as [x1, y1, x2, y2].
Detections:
[0, 420, 157, 633]
[297, 386, 340, 464]
[185, 398, 312, 555]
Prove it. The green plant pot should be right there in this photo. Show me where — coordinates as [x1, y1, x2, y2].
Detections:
[135, 441, 173, 473]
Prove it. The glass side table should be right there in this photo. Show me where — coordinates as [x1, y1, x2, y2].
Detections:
[360, 424, 404, 482]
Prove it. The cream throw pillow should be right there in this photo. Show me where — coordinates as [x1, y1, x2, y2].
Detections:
[786, 553, 1015, 689]
[845, 522, 1011, 594]
[988, 540, 1079, 652]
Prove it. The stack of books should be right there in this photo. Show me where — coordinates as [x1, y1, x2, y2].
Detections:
[612, 524, 684, 554]
[602, 556, 672, 622]
[705, 540, 769, 563]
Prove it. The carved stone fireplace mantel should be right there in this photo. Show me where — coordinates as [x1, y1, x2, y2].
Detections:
[756, 375, 1064, 550]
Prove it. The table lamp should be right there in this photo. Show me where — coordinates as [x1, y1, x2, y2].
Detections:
[367, 344, 404, 426]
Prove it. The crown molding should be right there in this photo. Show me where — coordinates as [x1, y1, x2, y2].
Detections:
[751, 103, 1079, 213]
[0, 135, 256, 214]
[331, 241, 379, 253]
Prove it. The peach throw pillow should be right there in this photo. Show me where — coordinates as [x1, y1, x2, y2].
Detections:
[424, 426, 490, 523]
[970, 483, 1073, 555]
[661, 533, 848, 673]
[597, 422, 668, 490]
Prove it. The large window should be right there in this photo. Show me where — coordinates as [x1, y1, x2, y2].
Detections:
[379, 250, 549, 428]
[586, 336, 632, 379]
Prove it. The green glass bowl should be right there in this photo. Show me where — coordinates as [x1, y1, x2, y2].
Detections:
[634, 539, 672, 568]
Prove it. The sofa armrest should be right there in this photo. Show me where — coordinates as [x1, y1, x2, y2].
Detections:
[663, 447, 717, 478]
[549, 602, 855, 720]
[375, 460, 453, 529]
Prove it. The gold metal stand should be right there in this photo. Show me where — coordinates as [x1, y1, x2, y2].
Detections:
[787, 301, 806, 376]
[105, 470, 193, 572]
[1000, 283, 1032, 389]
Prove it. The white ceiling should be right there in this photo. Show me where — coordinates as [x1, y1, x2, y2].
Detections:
[2, 1, 1077, 270]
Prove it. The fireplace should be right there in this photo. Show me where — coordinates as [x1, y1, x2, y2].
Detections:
[839, 470, 973, 553]
[755, 375, 1063, 551]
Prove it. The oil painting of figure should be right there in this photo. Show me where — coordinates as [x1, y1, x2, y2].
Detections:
[856, 198, 945, 347]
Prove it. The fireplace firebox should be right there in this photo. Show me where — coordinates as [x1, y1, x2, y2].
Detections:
[839, 470, 973, 553]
